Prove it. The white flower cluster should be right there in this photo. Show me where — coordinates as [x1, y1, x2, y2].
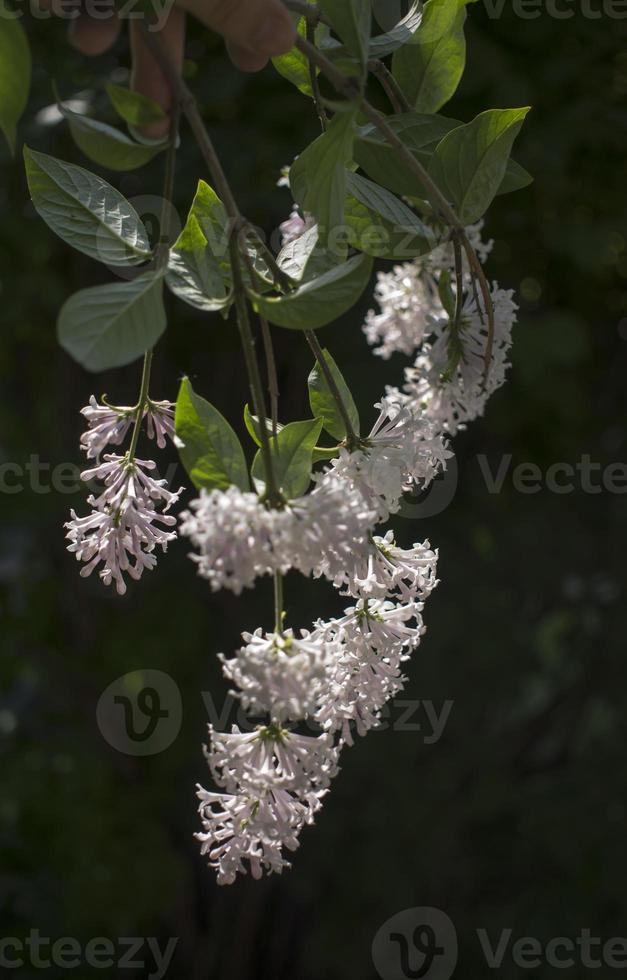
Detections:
[66, 397, 180, 595]
[61, 213, 514, 883]
[181, 403, 446, 597]
[197, 722, 339, 884]
[188, 387, 444, 882]
[364, 222, 518, 435]
[191, 217, 519, 884]
[200, 576, 432, 882]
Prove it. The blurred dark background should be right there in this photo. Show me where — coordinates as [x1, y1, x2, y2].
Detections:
[1, 3, 626, 977]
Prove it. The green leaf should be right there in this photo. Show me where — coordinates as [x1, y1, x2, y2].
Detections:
[319, 0, 371, 69]
[344, 197, 427, 260]
[170, 179, 271, 299]
[24, 146, 152, 267]
[251, 418, 323, 499]
[167, 213, 231, 312]
[272, 13, 314, 96]
[244, 404, 284, 446]
[106, 83, 166, 127]
[60, 102, 167, 171]
[354, 112, 460, 197]
[245, 405, 339, 462]
[276, 224, 320, 282]
[392, 4, 468, 113]
[290, 109, 357, 246]
[175, 378, 249, 492]
[344, 170, 435, 258]
[181, 180, 231, 277]
[308, 348, 360, 440]
[428, 107, 531, 224]
[0, 0, 30, 153]
[57, 272, 166, 372]
[497, 158, 533, 195]
[249, 253, 373, 330]
[312, 444, 340, 463]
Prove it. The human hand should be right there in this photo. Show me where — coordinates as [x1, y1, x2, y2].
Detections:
[65, 0, 296, 137]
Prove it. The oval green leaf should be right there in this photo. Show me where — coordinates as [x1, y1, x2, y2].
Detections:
[175, 378, 249, 492]
[428, 107, 531, 225]
[24, 145, 152, 267]
[60, 103, 167, 172]
[308, 348, 360, 441]
[105, 83, 166, 127]
[0, 0, 30, 153]
[57, 272, 166, 372]
[251, 418, 323, 499]
[249, 253, 373, 330]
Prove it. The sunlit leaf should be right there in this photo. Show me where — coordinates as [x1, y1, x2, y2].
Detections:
[24, 146, 152, 266]
[175, 378, 249, 491]
[250, 253, 373, 330]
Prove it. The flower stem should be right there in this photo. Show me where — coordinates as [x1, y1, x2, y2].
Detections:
[127, 103, 180, 467]
[274, 570, 284, 634]
[304, 330, 358, 447]
[139, 22, 281, 504]
[260, 315, 280, 437]
[230, 243, 282, 505]
[127, 349, 153, 464]
[368, 59, 411, 114]
[243, 223, 294, 293]
[307, 19, 328, 132]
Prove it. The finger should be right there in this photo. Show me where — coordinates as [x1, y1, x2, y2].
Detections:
[130, 7, 186, 139]
[226, 39, 270, 73]
[68, 5, 122, 55]
[180, 0, 295, 61]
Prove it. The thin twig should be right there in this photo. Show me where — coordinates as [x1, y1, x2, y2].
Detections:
[243, 223, 294, 293]
[273, 570, 284, 634]
[461, 237, 495, 382]
[128, 106, 180, 464]
[452, 234, 464, 336]
[156, 101, 181, 268]
[239, 242, 281, 439]
[260, 316, 280, 437]
[127, 350, 154, 463]
[284, 0, 326, 24]
[304, 330, 358, 446]
[139, 22, 283, 502]
[368, 59, 411, 114]
[307, 20, 328, 131]
[294, 33, 495, 386]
